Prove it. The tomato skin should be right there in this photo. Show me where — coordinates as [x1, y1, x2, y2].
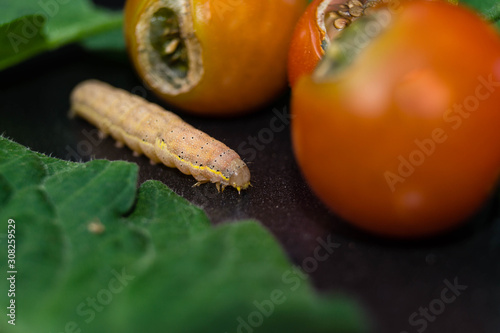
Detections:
[288, 0, 326, 87]
[124, 0, 307, 116]
[292, 1, 500, 237]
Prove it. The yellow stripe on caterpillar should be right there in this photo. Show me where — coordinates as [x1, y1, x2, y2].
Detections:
[156, 138, 230, 182]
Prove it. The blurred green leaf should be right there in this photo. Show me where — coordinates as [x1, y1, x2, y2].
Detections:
[0, 136, 369, 333]
[0, 0, 122, 70]
[460, 0, 500, 21]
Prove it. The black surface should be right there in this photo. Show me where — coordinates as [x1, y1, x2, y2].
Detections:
[1, 3, 500, 332]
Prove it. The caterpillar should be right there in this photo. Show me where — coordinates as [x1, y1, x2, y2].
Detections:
[69, 79, 251, 193]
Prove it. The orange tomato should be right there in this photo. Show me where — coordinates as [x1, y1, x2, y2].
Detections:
[124, 0, 307, 116]
[292, 0, 500, 237]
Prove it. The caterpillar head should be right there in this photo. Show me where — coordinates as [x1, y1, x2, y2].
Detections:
[228, 159, 251, 194]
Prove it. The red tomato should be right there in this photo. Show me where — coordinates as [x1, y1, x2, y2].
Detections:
[291, 0, 500, 237]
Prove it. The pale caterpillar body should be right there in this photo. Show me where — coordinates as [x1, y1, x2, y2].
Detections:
[70, 80, 251, 193]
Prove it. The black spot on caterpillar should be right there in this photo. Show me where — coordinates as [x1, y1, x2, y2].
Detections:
[70, 79, 251, 193]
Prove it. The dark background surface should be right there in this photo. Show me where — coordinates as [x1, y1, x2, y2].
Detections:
[1, 1, 500, 332]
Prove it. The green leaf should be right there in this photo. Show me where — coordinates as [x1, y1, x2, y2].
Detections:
[0, 0, 123, 70]
[449, 1, 500, 29]
[80, 26, 129, 63]
[0, 15, 48, 69]
[0, 136, 369, 333]
[459, 0, 500, 20]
